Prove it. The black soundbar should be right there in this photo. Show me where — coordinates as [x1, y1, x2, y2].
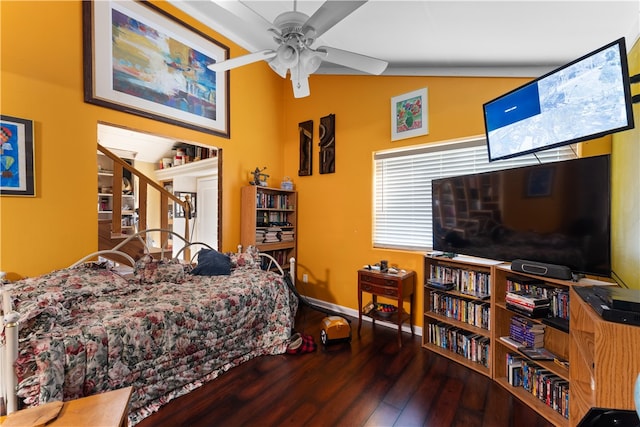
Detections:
[511, 259, 572, 280]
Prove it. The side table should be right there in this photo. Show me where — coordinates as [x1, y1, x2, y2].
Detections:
[0, 386, 132, 427]
[357, 268, 416, 347]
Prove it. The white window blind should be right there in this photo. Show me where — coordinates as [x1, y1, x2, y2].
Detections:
[373, 137, 577, 251]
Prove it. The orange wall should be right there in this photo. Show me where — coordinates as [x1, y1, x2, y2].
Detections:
[0, 0, 284, 279]
[282, 75, 551, 315]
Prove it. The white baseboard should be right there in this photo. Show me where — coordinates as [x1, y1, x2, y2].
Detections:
[300, 296, 423, 337]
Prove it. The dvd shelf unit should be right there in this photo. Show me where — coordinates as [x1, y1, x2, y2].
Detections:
[423, 255, 640, 427]
[240, 186, 297, 269]
[492, 265, 571, 426]
[423, 256, 498, 377]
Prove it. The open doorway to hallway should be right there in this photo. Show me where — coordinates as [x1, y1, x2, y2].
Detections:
[96, 123, 221, 255]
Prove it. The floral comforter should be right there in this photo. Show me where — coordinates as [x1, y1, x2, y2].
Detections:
[4, 259, 297, 424]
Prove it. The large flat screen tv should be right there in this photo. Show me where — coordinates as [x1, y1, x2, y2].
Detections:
[484, 38, 635, 162]
[432, 155, 611, 277]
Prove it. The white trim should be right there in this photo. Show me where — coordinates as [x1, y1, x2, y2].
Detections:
[303, 296, 423, 337]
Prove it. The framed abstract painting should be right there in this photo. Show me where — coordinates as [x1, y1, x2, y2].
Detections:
[0, 115, 35, 197]
[391, 88, 428, 141]
[83, 0, 230, 137]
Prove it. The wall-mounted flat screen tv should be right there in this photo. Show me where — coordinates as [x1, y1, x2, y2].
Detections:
[484, 37, 635, 162]
[432, 155, 611, 277]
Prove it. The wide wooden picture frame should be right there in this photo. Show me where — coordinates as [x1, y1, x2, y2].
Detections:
[391, 88, 428, 141]
[0, 115, 35, 197]
[83, 0, 230, 137]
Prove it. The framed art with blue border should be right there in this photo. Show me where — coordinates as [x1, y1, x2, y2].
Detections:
[391, 88, 428, 141]
[1, 115, 35, 197]
[83, 0, 230, 137]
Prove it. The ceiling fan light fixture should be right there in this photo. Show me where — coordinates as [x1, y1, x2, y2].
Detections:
[276, 42, 299, 68]
[268, 59, 288, 78]
[299, 49, 326, 75]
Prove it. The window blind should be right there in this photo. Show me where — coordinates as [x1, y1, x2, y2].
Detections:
[373, 137, 576, 251]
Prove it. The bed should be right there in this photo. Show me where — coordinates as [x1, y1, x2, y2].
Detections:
[0, 230, 298, 425]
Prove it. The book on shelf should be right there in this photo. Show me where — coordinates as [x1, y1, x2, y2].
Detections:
[509, 326, 544, 348]
[506, 353, 524, 386]
[506, 291, 551, 307]
[520, 347, 557, 360]
[509, 316, 545, 348]
[427, 279, 455, 290]
[500, 335, 526, 349]
[505, 302, 550, 318]
[510, 315, 546, 331]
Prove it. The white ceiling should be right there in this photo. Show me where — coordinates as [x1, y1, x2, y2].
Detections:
[171, 0, 640, 77]
[97, 124, 179, 163]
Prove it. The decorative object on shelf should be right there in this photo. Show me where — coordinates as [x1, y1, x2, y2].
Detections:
[280, 177, 294, 191]
[374, 303, 397, 318]
[174, 191, 196, 219]
[0, 115, 35, 197]
[391, 88, 428, 141]
[82, 0, 230, 137]
[250, 167, 269, 186]
[319, 113, 335, 174]
[298, 120, 313, 176]
[122, 177, 133, 195]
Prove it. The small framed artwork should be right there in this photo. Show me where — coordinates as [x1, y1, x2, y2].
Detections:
[319, 113, 336, 174]
[1, 115, 35, 197]
[526, 167, 554, 197]
[391, 88, 428, 141]
[83, 0, 230, 137]
[298, 120, 313, 176]
[175, 191, 197, 218]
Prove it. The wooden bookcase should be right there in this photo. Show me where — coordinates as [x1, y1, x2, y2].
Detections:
[97, 152, 136, 235]
[569, 285, 640, 425]
[492, 265, 571, 426]
[240, 186, 297, 269]
[423, 255, 499, 378]
[423, 256, 640, 427]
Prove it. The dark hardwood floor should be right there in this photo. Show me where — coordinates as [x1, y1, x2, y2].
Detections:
[137, 307, 554, 427]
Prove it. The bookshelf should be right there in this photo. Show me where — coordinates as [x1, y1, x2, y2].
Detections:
[97, 152, 136, 235]
[492, 265, 571, 426]
[423, 256, 640, 427]
[423, 255, 499, 378]
[240, 186, 296, 269]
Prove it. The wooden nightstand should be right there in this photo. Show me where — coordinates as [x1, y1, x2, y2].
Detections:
[357, 268, 415, 347]
[0, 387, 132, 427]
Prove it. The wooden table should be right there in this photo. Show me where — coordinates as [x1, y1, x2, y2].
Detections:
[357, 268, 415, 347]
[0, 386, 132, 427]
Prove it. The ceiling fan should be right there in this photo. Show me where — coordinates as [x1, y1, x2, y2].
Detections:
[207, 0, 388, 98]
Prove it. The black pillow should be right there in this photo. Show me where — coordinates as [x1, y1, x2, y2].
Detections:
[191, 249, 231, 276]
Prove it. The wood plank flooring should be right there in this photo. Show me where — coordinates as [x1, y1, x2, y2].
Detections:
[137, 307, 554, 427]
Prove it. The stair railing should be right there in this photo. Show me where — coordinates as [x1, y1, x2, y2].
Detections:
[97, 144, 192, 260]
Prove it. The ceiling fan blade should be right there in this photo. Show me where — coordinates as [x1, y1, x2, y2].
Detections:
[303, 0, 367, 40]
[317, 46, 388, 75]
[207, 50, 276, 72]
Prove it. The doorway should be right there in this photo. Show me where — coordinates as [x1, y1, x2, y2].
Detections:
[96, 123, 221, 252]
